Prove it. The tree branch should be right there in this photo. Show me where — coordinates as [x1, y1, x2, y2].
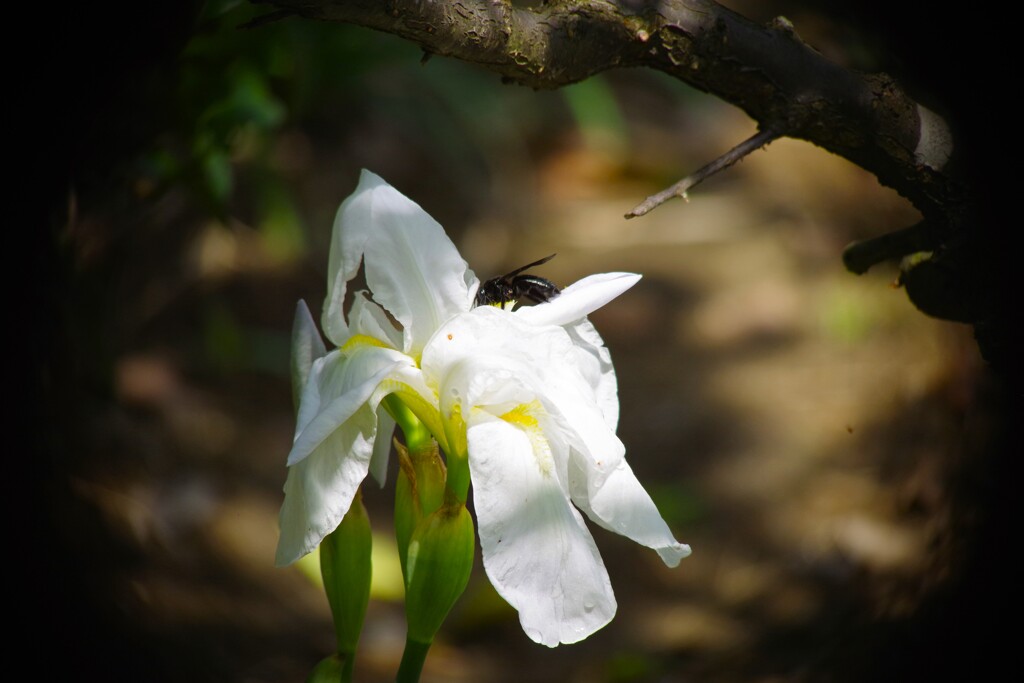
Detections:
[842, 221, 935, 275]
[625, 127, 780, 218]
[253, 0, 964, 224]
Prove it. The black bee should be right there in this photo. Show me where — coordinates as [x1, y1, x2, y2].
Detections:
[474, 254, 561, 310]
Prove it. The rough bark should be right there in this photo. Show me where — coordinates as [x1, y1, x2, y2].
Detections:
[255, 0, 963, 222]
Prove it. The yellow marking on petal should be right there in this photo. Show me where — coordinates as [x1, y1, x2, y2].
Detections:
[341, 334, 391, 352]
[500, 403, 539, 429]
[501, 401, 553, 477]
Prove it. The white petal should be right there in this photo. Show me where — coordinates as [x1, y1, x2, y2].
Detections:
[291, 299, 326, 411]
[288, 346, 413, 467]
[563, 318, 619, 429]
[368, 405, 395, 487]
[276, 400, 379, 566]
[468, 416, 616, 646]
[569, 458, 691, 567]
[536, 370, 625, 487]
[343, 171, 475, 355]
[515, 272, 641, 327]
[322, 171, 378, 345]
[437, 354, 535, 416]
[349, 291, 403, 349]
[423, 307, 574, 391]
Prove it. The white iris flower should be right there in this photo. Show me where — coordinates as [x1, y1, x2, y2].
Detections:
[277, 170, 691, 646]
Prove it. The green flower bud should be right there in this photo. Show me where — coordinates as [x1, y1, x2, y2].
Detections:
[403, 500, 475, 645]
[394, 439, 447, 577]
[320, 489, 372, 674]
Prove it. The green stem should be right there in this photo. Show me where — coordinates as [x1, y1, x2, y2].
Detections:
[445, 449, 470, 504]
[340, 651, 355, 683]
[396, 638, 431, 683]
[384, 394, 432, 452]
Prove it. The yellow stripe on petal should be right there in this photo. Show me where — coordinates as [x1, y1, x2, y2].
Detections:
[341, 334, 392, 352]
[500, 403, 539, 429]
[501, 401, 553, 477]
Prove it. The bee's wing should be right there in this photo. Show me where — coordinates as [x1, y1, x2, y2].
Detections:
[501, 253, 557, 279]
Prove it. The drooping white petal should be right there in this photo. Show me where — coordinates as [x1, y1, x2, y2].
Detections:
[468, 415, 616, 646]
[534, 369, 625, 488]
[563, 318, 619, 430]
[276, 399, 379, 566]
[291, 299, 326, 411]
[288, 346, 414, 467]
[569, 457, 691, 567]
[515, 272, 641, 327]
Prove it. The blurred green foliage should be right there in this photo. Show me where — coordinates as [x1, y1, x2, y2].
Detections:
[562, 76, 629, 154]
[143, 0, 695, 232]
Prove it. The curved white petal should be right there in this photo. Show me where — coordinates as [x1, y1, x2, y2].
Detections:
[515, 272, 641, 327]
[563, 318, 619, 430]
[535, 370, 624, 487]
[569, 458, 691, 567]
[348, 172, 475, 356]
[437, 354, 535, 416]
[291, 299, 326, 411]
[322, 171, 379, 345]
[423, 307, 573, 387]
[468, 416, 616, 646]
[288, 346, 414, 467]
[276, 399, 379, 566]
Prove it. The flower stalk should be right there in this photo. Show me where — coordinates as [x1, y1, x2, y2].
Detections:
[395, 638, 431, 683]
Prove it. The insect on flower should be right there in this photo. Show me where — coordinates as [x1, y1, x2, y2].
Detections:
[474, 254, 561, 310]
[278, 170, 691, 648]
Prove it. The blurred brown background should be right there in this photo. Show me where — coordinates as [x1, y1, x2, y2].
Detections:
[40, 2, 1013, 681]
